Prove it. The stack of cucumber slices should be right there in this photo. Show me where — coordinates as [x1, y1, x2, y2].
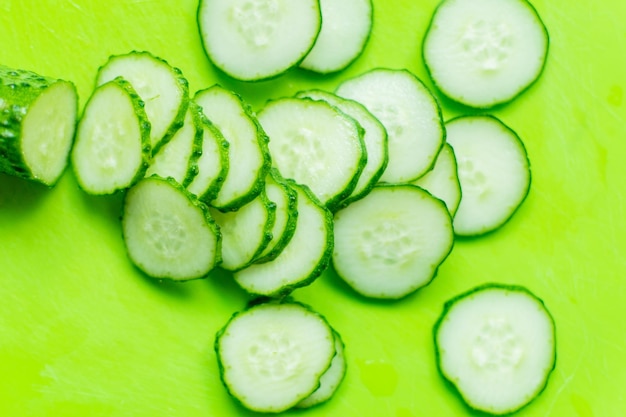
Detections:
[0, 0, 557, 414]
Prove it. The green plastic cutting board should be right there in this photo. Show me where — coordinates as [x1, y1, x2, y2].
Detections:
[1, 1, 625, 416]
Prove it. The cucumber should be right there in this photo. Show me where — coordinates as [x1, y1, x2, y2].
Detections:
[233, 182, 333, 297]
[194, 85, 270, 210]
[296, 330, 346, 409]
[299, 0, 373, 74]
[332, 184, 454, 299]
[254, 168, 298, 264]
[422, 0, 549, 108]
[434, 283, 556, 415]
[122, 176, 221, 281]
[295, 89, 388, 206]
[145, 101, 203, 186]
[445, 115, 530, 236]
[198, 0, 321, 81]
[209, 188, 276, 272]
[215, 301, 336, 413]
[0, 65, 78, 186]
[96, 51, 189, 153]
[336, 68, 444, 183]
[71, 77, 151, 195]
[412, 143, 462, 217]
[186, 113, 230, 202]
[258, 96, 366, 210]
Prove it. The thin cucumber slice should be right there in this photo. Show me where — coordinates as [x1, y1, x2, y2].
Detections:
[186, 113, 230, 202]
[332, 184, 453, 299]
[71, 77, 151, 195]
[96, 51, 189, 153]
[295, 89, 388, 206]
[254, 168, 298, 264]
[434, 283, 556, 415]
[209, 188, 276, 272]
[299, 0, 373, 74]
[446, 115, 530, 236]
[194, 85, 270, 210]
[215, 301, 336, 413]
[259, 97, 366, 210]
[234, 183, 333, 297]
[336, 68, 444, 183]
[296, 330, 346, 408]
[422, 0, 549, 108]
[146, 101, 203, 186]
[198, 0, 321, 81]
[413, 143, 462, 217]
[122, 176, 221, 281]
[0, 66, 78, 186]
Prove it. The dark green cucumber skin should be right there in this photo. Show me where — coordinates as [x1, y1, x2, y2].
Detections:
[195, 85, 271, 211]
[214, 300, 338, 412]
[253, 167, 299, 264]
[96, 50, 190, 155]
[244, 181, 334, 299]
[433, 282, 557, 416]
[122, 175, 223, 282]
[72, 77, 152, 195]
[421, 0, 549, 109]
[0, 65, 77, 185]
[447, 114, 531, 238]
[194, 111, 230, 203]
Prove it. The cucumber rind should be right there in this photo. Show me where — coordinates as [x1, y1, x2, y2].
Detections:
[71, 77, 152, 195]
[96, 50, 190, 153]
[0, 65, 78, 186]
[422, 0, 550, 109]
[254, 167, 299, 264]
[233, 181, 333, 297]
[194, 85, 271, 211]
[122, 175, 222, 281]
[214, 300, 336, 413]
[433, 282, 557, 415]
[446, 114, 531, 237]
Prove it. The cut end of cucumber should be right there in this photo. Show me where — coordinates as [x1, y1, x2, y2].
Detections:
[122, 177, 220, 280]
[20, 81, 78, 185]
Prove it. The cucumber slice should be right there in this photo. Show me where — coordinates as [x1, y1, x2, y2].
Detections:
[209, 188, 276, 272]
[0, 65, 78, 186]
[122, 176, 221, 281]
[258, 97, 366, 210]
[413, 143, 462, 217]
[96, 51, 189, 153]
[296, 330, 346, 408]
[198, 0, 321, 81]
[146, 101, 203, 186]
[332, 184, 454, 299]
[299, 0, 373, 74]
[186, 113, 230, 202]
[422, 0, 549, 108]
[445, 115, 530, 236]
[71, 77, 151, 195]
[234, 182, 333, 297]
[336, 68, 444, 183]
[295, 89, 388, 206]
[434, 283, 556, 415]
[254, 168, 298, 264]
[194, 85, 270, 210]
[215, 301, 336, 413]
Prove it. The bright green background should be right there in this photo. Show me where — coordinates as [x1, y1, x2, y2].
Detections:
[1, 1, 625, 416]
